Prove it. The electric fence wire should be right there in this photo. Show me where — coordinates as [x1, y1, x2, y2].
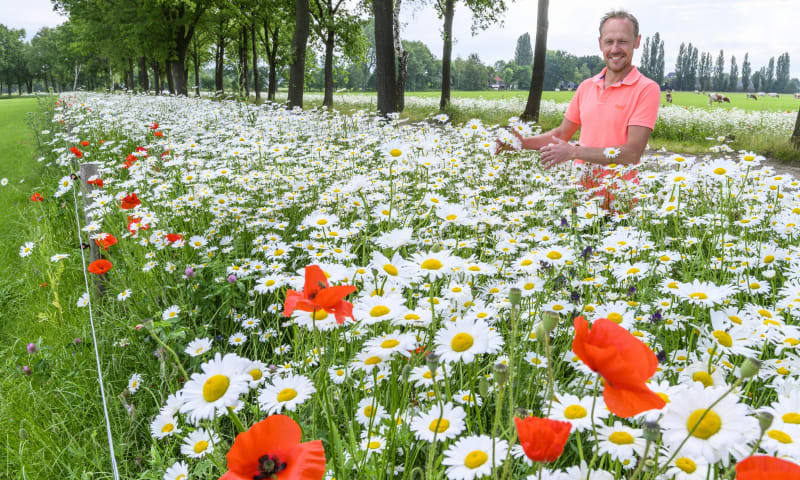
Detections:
[70, 178, 121, 480]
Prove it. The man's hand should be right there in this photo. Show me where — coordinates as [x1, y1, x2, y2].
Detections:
[540, 137, 577, 169]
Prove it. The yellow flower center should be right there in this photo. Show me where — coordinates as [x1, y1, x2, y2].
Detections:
[364, 356, 382, 365]
[273, 249, 284, 256]
[521, 259, 533, 266]
[692, 371, 714, 387]
[370, 306, 390, 317]
[523, 282, 535, 290]
[250, 369, 262, 381]
[764, 255, 775, 263]
[405, 313, 420, 320]
[311, 309, 328, 320]
[712, 330, 733, 348]
[782, 413, 800, 424]
[421, 259, 443, 270]
[265, 279, 275, 286]
[389, 148, 402, 157]
[316, 219, 328, 225]
[564, 405, 587, 419]
[383, 264, 398, 276]
[368, 440, 381, 449]
[689, 292, 708, 300]
[429, 418, 450, 433]
[381, 339, 399, 348]
[627, 267, 640, 275]
[667, 282, 679, 289]
[676, 457, 697, 473]
[607, 312, 623, 324]
[713, 167, 727, 175]
[193, 440, 209, 454]
[277, 388, 298, 402]
[546, 251, 562, 260]
[729, 315, 742, 324]
[686, 409, 721, 439]
[777, 367, 790, 375]
[202, 375, 230, 402]
[784, 338, 799, 346]
[609, 432, 634, 444]
[451, 333, 474, 352]
[464, 450, 488, 469]
[423, 371, 433, 379]
[446, 214, 457, 221]
[363, 405, 374, 417]
[758, 309, 772, 318]
[767, 430, 793, 444]
[657, 392, 670, 403]
[161, 423, 174, 433]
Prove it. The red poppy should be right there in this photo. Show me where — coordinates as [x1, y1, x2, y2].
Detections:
[153, 131, 164, 137]
[95, 233, 118, 251]
[126, 216, 149, 235]
[736, 456, 800, 479]
[283, 265, 356, 325]
[80, 140, 90, 146]
[120, 193, 140, 209]
[70, 146, 83, 158]
[514, 416, 571, 463]
[572, 316, 665, 417]
[220, 414, 326, 480]
[165, 233, 184, 243]
[87, 259, 113, 275]
[135, 146, 148, 156]
[87, 178, 104, 188]
[149, 122, 159, 130]
[30, 192, 44, 202]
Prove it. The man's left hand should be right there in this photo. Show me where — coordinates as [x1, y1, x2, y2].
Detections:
[540, 137, 576, 169]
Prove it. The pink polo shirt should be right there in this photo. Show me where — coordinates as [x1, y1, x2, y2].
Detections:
[564, 66, 660, 164]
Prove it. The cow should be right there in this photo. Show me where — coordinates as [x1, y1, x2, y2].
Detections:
[768, 93, 780, 98]
[666, 91, 673, 103]
[747, 93, 758, 100]
[757, 92, 766, 97]
[709, 93, 731, 105]
[794, 93, 800, 99]
[694, 89, 700, 95]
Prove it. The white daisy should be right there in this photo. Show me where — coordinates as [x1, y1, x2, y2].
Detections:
[442, 434, 508, 480]
[258, 374, 316, 414]
[179, 353, 251, 422]
[180, 428, 219, 459]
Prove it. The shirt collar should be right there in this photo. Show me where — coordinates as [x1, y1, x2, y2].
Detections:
[592, 66, 642, 87]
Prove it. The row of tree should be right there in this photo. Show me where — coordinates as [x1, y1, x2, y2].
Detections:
[639, 32, 795, 93]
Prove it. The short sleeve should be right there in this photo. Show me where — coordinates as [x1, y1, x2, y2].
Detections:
[628, 82, 660, 130]
[564, 83, 584, 125]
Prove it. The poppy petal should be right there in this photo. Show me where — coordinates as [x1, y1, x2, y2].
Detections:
[313, 286, 357, 310]
[602, 383, 665, 418]
[226, 415, 302, 476]
[736, 455, 800, 479]
[280, 439, 326, 480]
[303, 265, 329, 298]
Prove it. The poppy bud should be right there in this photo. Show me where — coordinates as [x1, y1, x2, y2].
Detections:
[23, 365, 32, 376]
[514, 407, 528, 418]
[478, 376, 490, 397]
[493, 362, 509, 387]
[758, 411, 774, 433]
[401, 364, 412, 382]
[431, 243, 442, 253]
[426, 352, 440, 375]
[643, 421, 661, 442]
[541, 311, 559, 333]
[741, 357, 761, 379]
[508, 287, 521, 306]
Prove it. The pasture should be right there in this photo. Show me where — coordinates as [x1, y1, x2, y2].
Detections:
[2, 92, 800, 479]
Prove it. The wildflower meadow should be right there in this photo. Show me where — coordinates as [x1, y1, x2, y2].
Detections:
[7, 91, 800, 480]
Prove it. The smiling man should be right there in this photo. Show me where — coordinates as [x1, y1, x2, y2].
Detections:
[509, 10, 660, 170]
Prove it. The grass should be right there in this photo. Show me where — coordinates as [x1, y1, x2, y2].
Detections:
[0, 96, 153, 478]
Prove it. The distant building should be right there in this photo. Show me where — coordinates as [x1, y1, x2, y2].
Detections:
[490, 75, 507, 90]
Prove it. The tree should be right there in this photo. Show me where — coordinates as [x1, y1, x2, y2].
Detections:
[458, 53, 488, 90]
[775, 52, 790, 93]
[521, 0, 548, 122]
[437, 0, 507, 110]
[256, 0, 293, 101]
[640, 36, 650, 78]
[728, 55, 738, 91]
[741, 52, 751, 91]
[287, 0, 310, 108]
[793, 107, 800, 150]
[766, 56, 775, 92]
[752, 70, 762, 92]
[674, 42, 686, 89]
[698, 51, 712, 91]
[372, 0, 396, 115]
[404, 40, 440, 90]
[392, 0, 408, 111]
[713, 49, 725, 91]
[514, 32, 533, 66]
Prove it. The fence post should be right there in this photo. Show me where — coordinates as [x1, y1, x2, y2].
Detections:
[79, 162, 108, 297]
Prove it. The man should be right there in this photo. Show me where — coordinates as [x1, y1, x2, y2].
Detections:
[507, 10, 660, 170]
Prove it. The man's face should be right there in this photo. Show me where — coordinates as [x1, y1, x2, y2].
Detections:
[598, 18, 641, 74]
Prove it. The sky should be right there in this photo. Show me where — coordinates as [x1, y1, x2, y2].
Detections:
[2, 0, 798, 79]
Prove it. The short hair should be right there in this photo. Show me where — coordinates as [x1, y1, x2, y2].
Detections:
[599, 10, 639, 38]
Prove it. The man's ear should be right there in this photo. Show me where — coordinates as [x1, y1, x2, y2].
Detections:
[634, 34, 641, 49]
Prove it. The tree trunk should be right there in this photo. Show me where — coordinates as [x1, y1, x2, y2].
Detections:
[238, 28, 250, 98]
[393, 0, 408, 111]
[263, 22, 279, 101]
[288, 0, 310, 109]
[127, 58, 135, 90]
[215, 33, 225, 93]
[439, 0, 455, 111]
[138, 57, 150, 92]
[521, 0, 549, 122]
[252, 24, 260, 102]
[373, 0, 397, 116]
[193, 37, 201, 96]
[26, 79, 33, 94]
[792, 108, 800, 149]
[166, 59, 175, 94]
[152, 60, 161, 94]
[322, 30, 335, 108]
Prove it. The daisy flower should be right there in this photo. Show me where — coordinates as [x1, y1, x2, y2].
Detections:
[77, 292, 90, 307]
[184, 338, 212, 357]
[410, 402, 467, 442]
[434, 317, 503, 364]
[442, 434, 508, 480]
[117, 289, 132, 301]
[179, 353, 251, 422]
[163, 460, 189, 480]
[150, 413, 181, 439]
[596, 421, 645, 468]
[603, 147, 621, 159]
[353, 293, 406, 325]
[162, 305, 181, 321]
[355, 396, 388, 427]
[550, 392, 609, 432]
[180, 428, 219, 458]
[19, 242, 34, 258]
[660, 448, 710, 480]
[661, 383, 759, 464]
[50, 253, 70, 262]
[674, 279, 736, 308]
[363, 330, 417, 358]
[128, 373, 143, 393]
[258, 374, 316, 414]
